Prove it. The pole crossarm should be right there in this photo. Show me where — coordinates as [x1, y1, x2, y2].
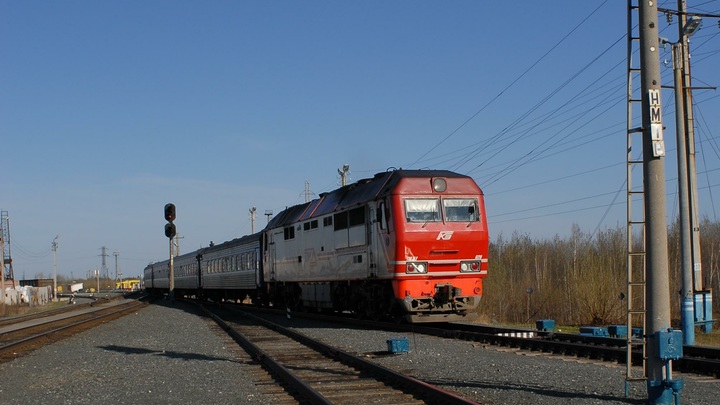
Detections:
[658, 7, 720, 19]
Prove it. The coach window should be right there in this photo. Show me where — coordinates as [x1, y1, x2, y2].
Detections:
[284, 225, 295, 240]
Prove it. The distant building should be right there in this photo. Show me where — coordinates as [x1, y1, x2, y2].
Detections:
[116, 279, 141, 291]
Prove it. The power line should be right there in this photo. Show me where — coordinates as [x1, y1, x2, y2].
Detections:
[410, 1, 612, 167]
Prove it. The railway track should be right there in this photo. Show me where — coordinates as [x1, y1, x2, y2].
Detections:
[233, 305, 720, 378]
[201, 304, 477, 405]
[0, 299, 147, 362]
[429, 323, 720, 377]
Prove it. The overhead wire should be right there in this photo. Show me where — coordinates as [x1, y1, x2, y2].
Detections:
[693, 104, 719, 220]
[410, 2, 718, 232]
[409, 0, 612, 167]
[487, 16, 717, 228]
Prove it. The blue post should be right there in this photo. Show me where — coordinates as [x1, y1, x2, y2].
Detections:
[648, 329, 684, 405]
[681, 298, 695, 345]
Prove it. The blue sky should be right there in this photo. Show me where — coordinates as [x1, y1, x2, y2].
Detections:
[2, 1, 719, 280]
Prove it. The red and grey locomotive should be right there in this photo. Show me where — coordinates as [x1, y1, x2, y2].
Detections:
[144, 169, 489, 323]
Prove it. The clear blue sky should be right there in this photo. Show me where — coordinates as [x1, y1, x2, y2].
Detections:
[2, 1, 718, 280]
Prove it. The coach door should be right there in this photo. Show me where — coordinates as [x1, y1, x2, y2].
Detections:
[266, 232, 277, 281]
[196, 252, 203, 291]
[373, 199, 391, 276]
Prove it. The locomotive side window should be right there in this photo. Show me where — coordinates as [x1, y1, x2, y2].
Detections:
[377, 201, 386, 230]
[443, 198, 480, 222]
[348, 207, 365, 226]
[334, 211, 348, 231]
[404, 199, 441, 222]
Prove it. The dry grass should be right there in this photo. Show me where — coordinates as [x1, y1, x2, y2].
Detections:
[0, 301, 67, 318]
[694, 327, 720, 347]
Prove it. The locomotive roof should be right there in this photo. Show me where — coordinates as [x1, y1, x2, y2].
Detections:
[266, 169, 471, 229]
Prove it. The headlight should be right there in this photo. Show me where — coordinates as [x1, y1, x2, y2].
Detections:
[460, 261, 481, 272]
[432, 178, 447, 192]
[406, 262, 428, 274]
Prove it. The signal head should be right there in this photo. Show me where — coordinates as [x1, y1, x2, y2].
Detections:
[164, 223, 176, 238]
[164, 203, 176, 222]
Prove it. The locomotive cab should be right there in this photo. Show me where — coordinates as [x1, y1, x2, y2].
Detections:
[389, 174, 489, 322]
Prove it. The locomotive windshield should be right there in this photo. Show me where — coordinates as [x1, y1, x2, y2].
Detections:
[404, 198, 479, 223]
[405, 199, 441, 222]
[443, 198, 479, 222]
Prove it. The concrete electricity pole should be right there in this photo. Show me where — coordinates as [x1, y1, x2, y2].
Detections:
[668, 5, 704, 346]
[675, 1, 705, 294]
[304, 181, 314, 203]
[338, 164, 350, 186]
[114, 251, 119, 285]
[638, 2, 673, 403]
[52, 236, 59, 301]
[249, 207, 257, 234]
[1, 234, 5, 311]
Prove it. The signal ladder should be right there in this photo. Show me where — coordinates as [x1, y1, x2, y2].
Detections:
[625, 0, 647, 396]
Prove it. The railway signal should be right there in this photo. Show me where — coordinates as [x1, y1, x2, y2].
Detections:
[164, 203, 176, 238]
[163, 203, 177, 300]
[164, 203, 176, 223]
[164, 223, 176, 238]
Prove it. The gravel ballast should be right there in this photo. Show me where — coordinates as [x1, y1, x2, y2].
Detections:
[0, 301, 273, 404]
[1, 302, 718, 404]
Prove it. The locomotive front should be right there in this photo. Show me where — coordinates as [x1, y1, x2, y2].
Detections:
[385, 172, 489, 322]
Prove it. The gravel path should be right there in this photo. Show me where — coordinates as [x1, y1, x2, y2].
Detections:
[1, 302, 718, 404]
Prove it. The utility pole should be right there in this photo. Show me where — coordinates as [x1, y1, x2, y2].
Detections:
[1, 233, 5, 311]
[639, 2, 673, 403]
[53, 236, 59, 301]
[1, 211, 15, 282]
[100, 246, 109, 279]
[304, 181, 314, 203]
[667, 3, 704, 346]
[173, 234, 183, 257]
[114, 251, 119, 286]
[249, 207, 257, 234]
[675, 1, 704, 294]
[265, 210, 273, 224]
[338, 164, 350, 186]
[673, 40, 695, 345]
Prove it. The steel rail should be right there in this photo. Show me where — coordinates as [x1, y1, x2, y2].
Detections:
[0, 301, 145, 359]
[201, 303, 478, 404]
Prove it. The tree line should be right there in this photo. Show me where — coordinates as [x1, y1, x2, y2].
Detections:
[480, 218, 720, 327]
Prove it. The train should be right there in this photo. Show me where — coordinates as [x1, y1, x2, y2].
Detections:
[144, 169, 489, 323]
